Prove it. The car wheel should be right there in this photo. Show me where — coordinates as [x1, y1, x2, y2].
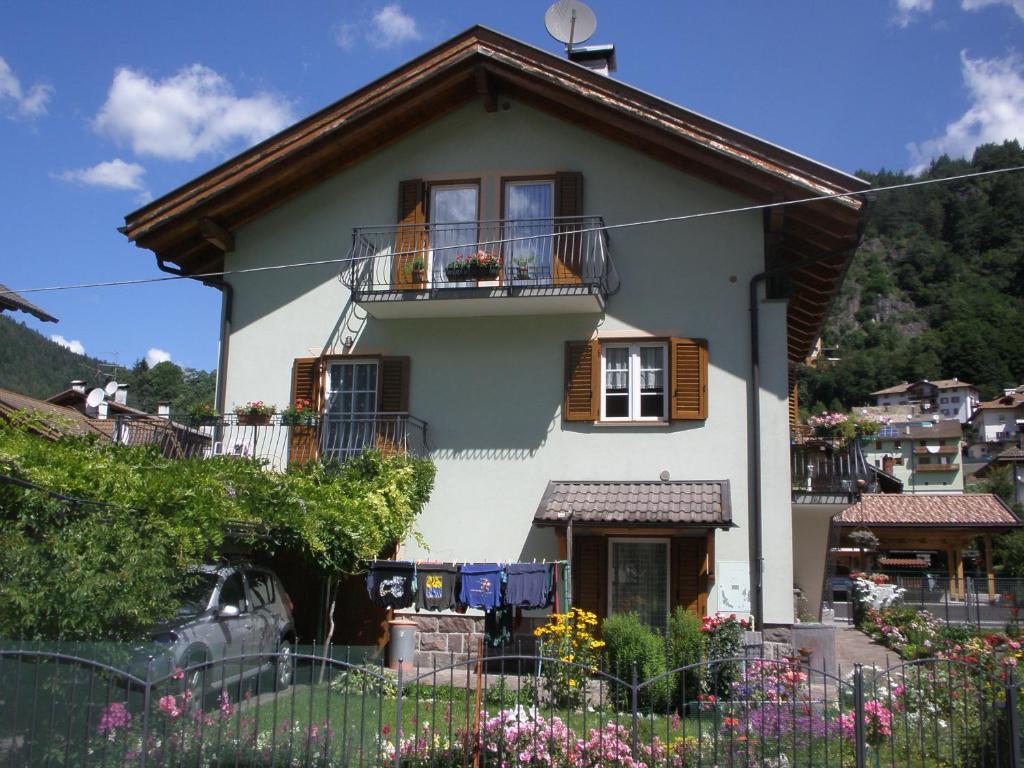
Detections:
[276, 639, 293, 691]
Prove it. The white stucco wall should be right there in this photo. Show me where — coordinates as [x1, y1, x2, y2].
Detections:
[220, 100, 795, 624]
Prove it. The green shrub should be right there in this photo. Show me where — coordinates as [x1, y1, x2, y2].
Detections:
[601, 613, 674, 710]
[668, 608, 704, 700]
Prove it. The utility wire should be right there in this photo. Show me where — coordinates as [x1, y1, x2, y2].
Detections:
[3, 163, 1024, 298]
[0, 473, 122, 509]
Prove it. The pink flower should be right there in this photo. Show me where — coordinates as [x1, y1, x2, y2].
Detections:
[170, 668, 184, 681]
[97, 702, 131, 736]
[158, 695, 182, 719]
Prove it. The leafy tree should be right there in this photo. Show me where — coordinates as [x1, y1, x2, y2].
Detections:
[0, 417, 434, 641]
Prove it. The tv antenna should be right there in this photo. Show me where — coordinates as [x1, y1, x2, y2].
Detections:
[544, 0, 597, 52]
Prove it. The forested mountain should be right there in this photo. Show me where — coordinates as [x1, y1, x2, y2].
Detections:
[0, 315, 215, 415]
[799, 140, 1024, 414]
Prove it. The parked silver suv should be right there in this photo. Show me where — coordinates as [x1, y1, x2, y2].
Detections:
[142, 564, 296, 693]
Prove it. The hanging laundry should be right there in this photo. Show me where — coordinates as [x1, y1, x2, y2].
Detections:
[484, 606, 514, 648]
[415, 563, 458, 612]
[366, 561, 416, 609]
[458, 563, 504, 611]
[505, 563, 550, 609]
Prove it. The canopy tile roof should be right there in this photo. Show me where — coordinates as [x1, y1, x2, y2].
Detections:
[836, 493, 1018, 528]
[534, 480, 732, 527]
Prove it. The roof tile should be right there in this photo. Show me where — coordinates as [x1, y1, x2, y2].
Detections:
[534, 480, 732, 526]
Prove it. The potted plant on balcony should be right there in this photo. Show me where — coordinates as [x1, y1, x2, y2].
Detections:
[807, 411, 848, 439]
[514, 257, 531, 279]
[234, 400, 276, 426]
[445, 256, 470, 282]
[280, 398, 317, 426]
[470, 250, 503, 279]
[409, 257, 426, 284]
[187, 402, 218, 426]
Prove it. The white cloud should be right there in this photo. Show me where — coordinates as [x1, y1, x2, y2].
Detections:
[0, 56, 53, 118]
[893, 0, 934, 26]
[145, 347, 172, 367]
[908, 51, 1024, 172]
[333, 22, 357, 50]
[93, 65, 294, 161]
[962, 0, 1024, 19]
[57, 159, 147, 192]
[367, 5, 421, 49]
[51, 334, 85, 356]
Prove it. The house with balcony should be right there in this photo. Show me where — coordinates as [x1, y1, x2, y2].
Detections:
[119, 27, 869, 641]
[967, 390, 1024, 459]
[861, 419, 965, 494]
[869, 379, 979, 424]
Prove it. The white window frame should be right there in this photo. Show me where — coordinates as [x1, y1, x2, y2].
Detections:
[607, 537, 671, 627]
[323, 359, 380, 461]
[600, 342, 668, 422]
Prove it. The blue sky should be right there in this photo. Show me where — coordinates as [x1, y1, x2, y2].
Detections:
[2, 0, 1022, 374]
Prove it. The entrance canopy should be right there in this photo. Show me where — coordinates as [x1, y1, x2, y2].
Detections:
[533, 480, 733, 528]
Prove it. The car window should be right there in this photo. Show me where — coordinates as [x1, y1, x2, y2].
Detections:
[174, 573, 219, 618]
[248, 570, 275, 609]
[219, 573, 247, 612]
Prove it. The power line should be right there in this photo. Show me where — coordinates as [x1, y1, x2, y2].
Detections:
[3, 163, 1024, 298]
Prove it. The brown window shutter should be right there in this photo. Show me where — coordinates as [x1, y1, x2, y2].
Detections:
[572, 536, 607, 619]
[669, 338, 708, 420]
[378, 357, 410, 412]
[395, 180, 427, 290]
[564, 339, 600, 421]
[788, 365, 799, 431]
[289, 357, 322, 465]
[672, 538, 705, 614]
[553, 171, 584, 285]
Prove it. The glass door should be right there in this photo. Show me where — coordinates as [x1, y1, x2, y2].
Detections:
[504, 180, 554, 281]
[608, 539, 670, 632]
[323, 361, 378, 461]
[429, 184, 479, 285]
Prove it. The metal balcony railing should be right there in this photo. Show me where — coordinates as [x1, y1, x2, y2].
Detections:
[791, 435, 877, 496]
[93, 413, 427, 470]
[339, 215, 615, 296]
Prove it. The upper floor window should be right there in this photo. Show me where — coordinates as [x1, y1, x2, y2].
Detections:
[429, 182, 480, 281]
[940, 397, 949, 404]
[601, 343, 667, 421]
[503, 179, 554, 279]
[951, 396, 961, 403]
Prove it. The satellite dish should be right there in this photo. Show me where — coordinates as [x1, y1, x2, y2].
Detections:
[86, 388, 105, 408]
[544, 0, 597, 48]
[104, 381, 119, 397]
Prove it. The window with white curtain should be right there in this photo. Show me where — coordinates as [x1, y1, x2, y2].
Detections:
[601, 343, 667, 421]
[503, 180, 554, 279]
[429, 184, 479, 280]
[323, 361, 378, 461]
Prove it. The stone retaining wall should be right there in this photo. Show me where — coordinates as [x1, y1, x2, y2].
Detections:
[396, 612, 544, 668]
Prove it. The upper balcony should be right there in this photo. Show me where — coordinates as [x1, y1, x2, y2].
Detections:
[339, 216, 617, 318]
[791, 429, 879, 504]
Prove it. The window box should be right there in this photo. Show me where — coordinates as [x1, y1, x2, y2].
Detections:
[237, 413, 271, 426]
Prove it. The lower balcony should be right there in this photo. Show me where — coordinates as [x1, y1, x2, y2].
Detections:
[914, 463, 959, 473]
[791, 435, 878, 504]
[339, 216, 616, 318]
[92, 413, 427, 470]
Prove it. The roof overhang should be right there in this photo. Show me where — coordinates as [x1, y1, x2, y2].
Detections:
[120, 25, 869, 362]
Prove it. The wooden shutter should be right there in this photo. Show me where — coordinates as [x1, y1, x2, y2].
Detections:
[394, 180, 427, 290]
[572, 536, 607, 620]
[669, 338, 708, 421]
[553, 171, 584, 285]
[564, 339, 600, 421]
[289, 357, 322, 464]
[788, 365, 799, 431]
[672, 538, 706, 615]
[377, 356, 410, 456]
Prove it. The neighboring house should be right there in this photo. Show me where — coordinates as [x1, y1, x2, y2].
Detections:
[833, 493, 1019, 599]
[0, 282, 57, 323]
[861, 419, 964, 494]
[967, 391, 1024, 459]
[869, 379, 979, 423]
[975, 447, 1024, 508]
[0, 387, 107, 439]
[119, 27, 869, 638]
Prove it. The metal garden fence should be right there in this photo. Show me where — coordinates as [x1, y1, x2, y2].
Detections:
[1, 644, 1022, 767]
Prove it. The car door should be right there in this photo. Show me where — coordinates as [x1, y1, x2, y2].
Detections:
[214, 571, 257, 677]
[244, 568, 277, 658]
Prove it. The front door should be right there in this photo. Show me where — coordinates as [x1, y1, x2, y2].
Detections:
[608, 538, 670, 633]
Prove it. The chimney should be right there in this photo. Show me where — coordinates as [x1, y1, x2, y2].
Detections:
[97, 401, 109, 420]
[115, 383, 128, 405]
[567, 44, 617, 76]
[70, 380, 86, 394]
[157, 401, 171, 419]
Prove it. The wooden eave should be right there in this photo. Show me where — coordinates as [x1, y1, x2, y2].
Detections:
[119, 25, 869, 361]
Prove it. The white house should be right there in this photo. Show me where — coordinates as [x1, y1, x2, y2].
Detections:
[119, 28, 868, 643]
[968, 391, 1024, 458]
[870, 379, 979, 423]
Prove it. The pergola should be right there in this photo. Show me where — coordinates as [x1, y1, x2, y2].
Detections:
[834, 493, 1020, 599]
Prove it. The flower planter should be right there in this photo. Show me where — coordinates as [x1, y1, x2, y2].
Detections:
[410, 268, 426, 284]
[470, 265, 500, 279]
[282, 416, 316, 426]
[515, 267, 530, 280]
[237, 413, 271, 426]
[445, 267, 469, 282]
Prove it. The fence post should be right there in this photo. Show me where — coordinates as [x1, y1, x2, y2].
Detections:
[394, 662, 404, 768]
[630, 662, 639, 757]
[140, 656, 153, 768]
[1008, 668, 1021, 768]
[852, 663, 866, 768]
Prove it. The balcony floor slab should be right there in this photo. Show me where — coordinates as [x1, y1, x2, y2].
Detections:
[354, 289, 605, 318]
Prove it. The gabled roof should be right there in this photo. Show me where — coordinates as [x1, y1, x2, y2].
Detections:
[975, 447, 1024, 477]
[533, 479, 733, 527]
[0, 388, 104, 440]
[0, 282, 57, 323]
[119, 26, 869, 363]
[973, 393, 1024, 413]
[836, 493, 1019, 528]
[871, 379, 975, 396]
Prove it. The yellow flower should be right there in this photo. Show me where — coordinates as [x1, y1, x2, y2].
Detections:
[568, 679, 577, 687]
